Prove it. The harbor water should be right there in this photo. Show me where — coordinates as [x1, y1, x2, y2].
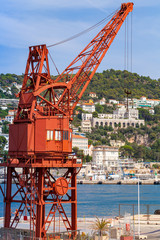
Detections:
[0, 184, 160, 218]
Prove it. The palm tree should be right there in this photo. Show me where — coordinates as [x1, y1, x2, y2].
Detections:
[90, 217, 109, 236]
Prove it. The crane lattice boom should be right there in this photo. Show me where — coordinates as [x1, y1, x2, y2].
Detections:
[15, 2, 133, 122]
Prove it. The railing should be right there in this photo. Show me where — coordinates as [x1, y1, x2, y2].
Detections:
[119, 203, 160, 223]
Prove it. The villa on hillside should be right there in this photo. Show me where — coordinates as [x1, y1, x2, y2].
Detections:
[92, 105, 144, 129]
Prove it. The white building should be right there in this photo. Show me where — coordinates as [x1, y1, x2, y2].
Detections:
[81, 120, 92, 133]
[99, 98, 106, 105]
[81, 103, 95, 113]
[92, 145, 119, 170]
[88, 144, 93, 156]
[95, 98, 106, 105]
[5, 115, 14, 124]
[92, 106, 144, 129]
[98, 106, 139, 119]
[89, 92, 97, 98]
[109, 99, 119, 105]
[98, 113, 113, 119]
[0, 98, 19, 107]
[92, 170, 106, 181]
[133, 96, 160, 108]
[72, 134, 88, 155]
[113, 106, 139, 119]
[78, 163, 92, 178]
[82, 113, 93, 121]
[8, 109, 17, 116]
[93, 117, 144, 129]
[119, 157, 135, 169]
[110, 140, 125, 148]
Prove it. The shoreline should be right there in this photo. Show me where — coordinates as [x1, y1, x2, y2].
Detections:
[77, 179, 160, 185]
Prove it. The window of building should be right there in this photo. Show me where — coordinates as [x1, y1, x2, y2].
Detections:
[55, 130, 61, 141]
[47, 130, 53, 141]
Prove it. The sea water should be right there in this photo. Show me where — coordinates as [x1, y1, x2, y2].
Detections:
[0, 184, 160, 218]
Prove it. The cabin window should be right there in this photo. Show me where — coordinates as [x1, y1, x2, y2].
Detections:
[63, 131, 68, 140]
[55, 130, 61, 141]
[47, 130, 53, 141]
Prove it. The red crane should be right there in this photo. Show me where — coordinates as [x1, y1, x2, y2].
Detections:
[1, 2, 133, 239]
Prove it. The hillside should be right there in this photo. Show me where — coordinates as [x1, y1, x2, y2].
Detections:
[0, 73, 23, 98]
[0, 70, 160, 100]
[0, 71, 160, 161]
[82, 69, 160, 101]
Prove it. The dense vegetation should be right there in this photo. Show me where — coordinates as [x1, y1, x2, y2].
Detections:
[1, 69, 160, 100]
[0, 73, 23, 98]
[0, 136, 7, 153]
[82, 69, 160, 101]
[1, 70, 160, 161]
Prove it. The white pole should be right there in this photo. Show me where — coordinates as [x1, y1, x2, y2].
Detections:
[138, 176, 140, 236]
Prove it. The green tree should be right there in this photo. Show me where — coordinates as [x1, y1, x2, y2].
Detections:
[120, 145, 133, 157]
[90, 217, 109, 236]
[93, 111, 98, 118]
[85, 154, 92, 162]
[72, 147, 85, 162]
[2, 122, 9, 134]
[138, 108, 153, 122]
[0, 136, 7, 152]
[95, 104, 104, 113]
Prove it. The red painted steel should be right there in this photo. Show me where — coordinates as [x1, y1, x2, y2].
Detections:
[1, 2, 133, 239]
[54, 177, 69, 196]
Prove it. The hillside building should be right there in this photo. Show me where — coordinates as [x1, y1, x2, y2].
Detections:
[109, 99, 119, 105]
[81, 120, 92, 133]
[133, 96, 160, 108]
[119, 157, 134, 169]
[82, 113, 93, 121]
[0, 98, 19, 107]
[92, 106, 144, 129]
[5, 115, 14, 124]
[89, 92, 97, 98]
[81, 102, 95, 113]
[95, 98, 106, 105]
[92, 145, 119, 171]
[72, 134, 88, 155]
[110, 140, 125, 148]
[88, 144, 93, 156]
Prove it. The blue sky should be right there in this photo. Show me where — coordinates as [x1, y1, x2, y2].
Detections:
[1, 0, 160, 79]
